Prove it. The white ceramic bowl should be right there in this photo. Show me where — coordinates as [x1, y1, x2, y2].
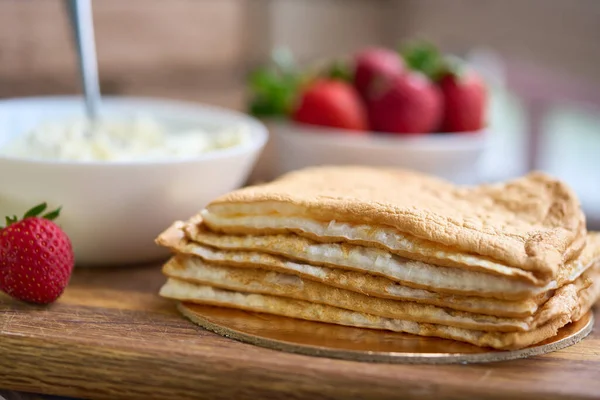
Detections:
[256, 121, 487, 185]
[0, 96, 268, 267]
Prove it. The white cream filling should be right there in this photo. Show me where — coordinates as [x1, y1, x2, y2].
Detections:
[200, 210, 587, 296]
[201, 209, 527, 279]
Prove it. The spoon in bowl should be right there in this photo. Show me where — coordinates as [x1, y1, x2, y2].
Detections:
[65, 0, 101, 124]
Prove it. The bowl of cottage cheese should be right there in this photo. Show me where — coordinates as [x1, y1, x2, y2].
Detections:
[0, 96, 268, 266]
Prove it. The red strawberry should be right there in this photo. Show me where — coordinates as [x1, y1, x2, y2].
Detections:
[0, 203, 74, 304]
[439, 70, 487, 132]
[353, 47, 404, 100]
[292, 79, 369, 132]
[368, 72, 442, 134]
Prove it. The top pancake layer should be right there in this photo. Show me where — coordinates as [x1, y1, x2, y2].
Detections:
[206, 166, 586, 283]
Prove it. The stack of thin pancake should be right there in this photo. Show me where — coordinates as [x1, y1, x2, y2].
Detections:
[156, 166, 600, 350]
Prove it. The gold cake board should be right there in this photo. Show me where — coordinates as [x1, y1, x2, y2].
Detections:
[178, 303, 594, 364]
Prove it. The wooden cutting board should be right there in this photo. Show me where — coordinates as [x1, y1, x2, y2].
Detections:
[0, 264, 599, 400]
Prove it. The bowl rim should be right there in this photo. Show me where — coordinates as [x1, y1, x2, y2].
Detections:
[270, 120, 488, 151]
[0, 95, 269, 166]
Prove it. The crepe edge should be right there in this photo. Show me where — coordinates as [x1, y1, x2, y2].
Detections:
[159, 274, 598, 351]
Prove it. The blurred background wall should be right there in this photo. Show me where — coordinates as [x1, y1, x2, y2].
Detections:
[1, 0, 599, 226]
[2, 1, 599, 102]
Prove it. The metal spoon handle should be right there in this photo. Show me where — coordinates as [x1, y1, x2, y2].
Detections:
[66, 0, 101, 120]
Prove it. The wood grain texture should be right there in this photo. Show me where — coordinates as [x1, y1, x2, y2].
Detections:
[0, 265, 599, 400]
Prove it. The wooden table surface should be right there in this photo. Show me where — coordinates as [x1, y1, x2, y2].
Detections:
[0, 264, 599, 400]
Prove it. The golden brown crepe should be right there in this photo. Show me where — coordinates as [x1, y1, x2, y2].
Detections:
[161, 255, 596, 332]
[154, 166, 598, 350]
[160, 237, 548, 317]
[159, 264, 600, 350]
[201, 167, 586, 284]
[156, 220, 600, 302]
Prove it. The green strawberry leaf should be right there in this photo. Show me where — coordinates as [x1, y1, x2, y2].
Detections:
[246, 47, 302, 118]
[247, 68, 299, 118]
[325, 60, 353, 82]
[3, 215, 17, 229]
[42, 207, 62, 221]
[23, 202, 48, 219]
[0, 203, 63, 229]
[439, 55, 467, 80]
[400, 40, 446, 82]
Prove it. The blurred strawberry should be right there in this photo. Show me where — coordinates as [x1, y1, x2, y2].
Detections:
[292, 79, 369, 132]
[353, 47, 404, 100]
[439, 69, 487, 132]
[368, 72, 442, 134]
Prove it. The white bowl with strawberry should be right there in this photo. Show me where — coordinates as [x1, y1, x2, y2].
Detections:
[248, 43, 488, 184]
[0, 96, 268, 267]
